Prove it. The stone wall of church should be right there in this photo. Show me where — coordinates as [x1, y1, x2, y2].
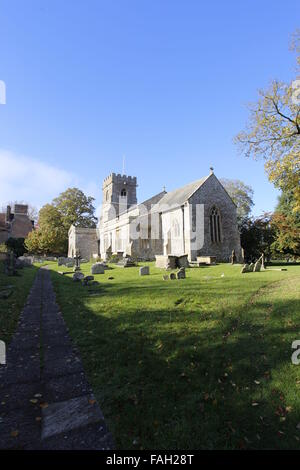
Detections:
[188, 174, 242, 262]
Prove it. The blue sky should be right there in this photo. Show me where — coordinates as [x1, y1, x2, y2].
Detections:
[0, 0, 299, 216]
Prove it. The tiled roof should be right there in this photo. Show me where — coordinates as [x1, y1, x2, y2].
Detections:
[151, 174, 211, 213]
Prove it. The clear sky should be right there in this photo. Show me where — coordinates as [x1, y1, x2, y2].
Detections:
[0, 0, 299, 217]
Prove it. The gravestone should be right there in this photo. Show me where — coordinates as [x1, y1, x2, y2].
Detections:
[241, 264, 250, 274]
[169, 272, 176, 280]
[176, 267, 186, 279]
[91, 262, 105, 274]
[162, 275, 169, 281]
[66, 261, 75, 268]
[117, 257, 136, 268]
[139, 266, 149, 276]
[230, 249, 237, 265]
[248, 263, 254, 272]
[254, 260, 261, 272]
[261, 253, 265, 270]
[73, 251, 81, 272]
[72, 272, 84, 282]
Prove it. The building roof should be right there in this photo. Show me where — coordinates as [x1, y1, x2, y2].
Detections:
[121, 190, 167, 216]
[152, 174, 211, 213]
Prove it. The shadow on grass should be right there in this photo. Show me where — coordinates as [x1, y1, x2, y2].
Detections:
[49, 268, 300, 450]
[0, 263, 40, 344]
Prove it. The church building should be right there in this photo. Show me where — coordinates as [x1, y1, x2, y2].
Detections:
[69, 169, 242, 263]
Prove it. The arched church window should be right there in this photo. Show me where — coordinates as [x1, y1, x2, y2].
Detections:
[121, 188, 127, 197]
[210, 206, 221, 243]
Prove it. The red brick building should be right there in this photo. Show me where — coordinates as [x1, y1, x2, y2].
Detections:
[0, 204, 34, 244]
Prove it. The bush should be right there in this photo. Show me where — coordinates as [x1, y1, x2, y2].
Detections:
[5, 237, 27, 257]
[0, 243, 8, 253]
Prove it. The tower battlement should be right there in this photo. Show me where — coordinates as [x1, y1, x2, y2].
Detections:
[101, 173, 138, 219]
[103, 173, 137, 188]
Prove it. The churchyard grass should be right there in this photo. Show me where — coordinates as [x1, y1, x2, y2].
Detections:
[0, 262, 38, 344]
[47, 261, 300, 449]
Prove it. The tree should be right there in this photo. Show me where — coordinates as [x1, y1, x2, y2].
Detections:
[24, 188, 96, 255]
[53, 188, 97, 230]
[234, 33, 300, 212]
[25, 204, 67, 255]
[271, 192, 300, 257]
[220, 178, 254, 226]
[240, 213, 276, 262]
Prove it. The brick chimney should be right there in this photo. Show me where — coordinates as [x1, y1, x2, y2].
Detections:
[6, 205, 11, 222]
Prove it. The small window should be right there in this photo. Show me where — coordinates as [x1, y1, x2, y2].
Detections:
[105, 190, 109, 201]
[121, 188, 127, 197]
[210, 206, 221, 243]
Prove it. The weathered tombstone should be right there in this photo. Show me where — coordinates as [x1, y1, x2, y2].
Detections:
[91, 262, 105, 274]
[73, 250, 81, 272]
[169, 272, 176, 280]
[21, 256, 33, 266]
[248, 263, 254, 272]
[254, 260, 261, 272]
[230, 249, 237, 265]
[139, 266, 149, 276]
[261, 253, 265, 270]
[72, 272, 84, 282]
[117, 257, 136, 268]
[241, 264, 250, 274]
[176, 267, 186, 279]
[66, 261, 74, 268]
[58, 257, 66, 266]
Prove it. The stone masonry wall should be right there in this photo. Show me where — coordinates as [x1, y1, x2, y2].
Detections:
[188, 174, 242, 262]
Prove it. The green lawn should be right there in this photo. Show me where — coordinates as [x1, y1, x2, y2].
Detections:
[0, 262, 39, 344]
[47, 261, 300, 449]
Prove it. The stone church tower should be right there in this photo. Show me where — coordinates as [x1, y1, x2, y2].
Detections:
[101, 173, 138, 221]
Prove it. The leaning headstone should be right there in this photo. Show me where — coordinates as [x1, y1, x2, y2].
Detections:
[254, 260, 261, 272]
[241, 264, 250, 274]
[139, 266, 149, 276]
[248, 263, 254, 272]
[91, 262, 105, 274]
[169, 272, 176, 280]
[230, 249, 237, 265]
[72, 272, 84, 282]
[176, 267, 186, 279]
[261, 253, 265, 270]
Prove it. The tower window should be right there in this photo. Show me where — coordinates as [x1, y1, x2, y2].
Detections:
[105, 190, 109, 201]
[121, 188, 127, 197]
[210, 206, 221, 243]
